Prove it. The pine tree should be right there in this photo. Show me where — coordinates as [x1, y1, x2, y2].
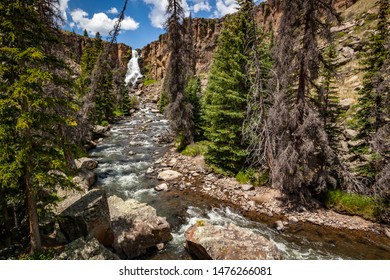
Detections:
[354, 0, 389, 183]
[316, 44, 342, 149]
[267, 0, 339, 202]
[202, 1, 255, 175]
[0, 0, 77, 253]
[164, 0, 194, 150]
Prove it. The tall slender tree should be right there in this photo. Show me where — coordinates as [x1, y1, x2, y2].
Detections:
[164, 0, 195, 150]
[266, 0, 339, 203]
[0, 0, 77, 253]
[353, 0, 389, 184]
[202, 0, 256, 175]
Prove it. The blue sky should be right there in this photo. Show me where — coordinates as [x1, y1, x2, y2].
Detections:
[56, 0, 245, 49]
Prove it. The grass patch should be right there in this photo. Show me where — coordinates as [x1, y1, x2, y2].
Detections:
[325, 189, 379, 220]
[181, 141, 209, 157]
[143, 79, 157, 86]
[236, 168, 269, 186]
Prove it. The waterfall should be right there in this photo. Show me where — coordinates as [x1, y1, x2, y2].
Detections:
[125, 50, 143, 86]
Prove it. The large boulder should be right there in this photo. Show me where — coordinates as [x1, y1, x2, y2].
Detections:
[57, 237, 120, 260]
[75, 157, 99, 170]
[57, 189, 114, 246]
[108, 196, 171, 259]
[185, 222, 282, 260]
[157, 170, 182, 181]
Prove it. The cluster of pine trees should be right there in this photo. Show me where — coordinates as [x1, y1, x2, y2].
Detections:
[0, 0, 132, 254]
[163, 0, 389, 219]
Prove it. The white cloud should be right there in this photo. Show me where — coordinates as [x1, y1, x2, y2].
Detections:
[193, 0, 211, 13]
[143, 0, 190, 29]
[107, 7, 119, 14]
[70, 9, 139, 36]
[54, 0, 69, 22]
[214, 0, 239, 17]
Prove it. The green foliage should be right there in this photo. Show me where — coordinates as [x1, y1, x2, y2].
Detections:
[181, 141, 209, 157]
[315, 44, 342, 149]
[353, 0, 389, 182]
[143, 78, 157, 86]
[236, 168, 269, 186]
[325, 189, 380, 220]
[202, 3, 254, 175]
[158, 90, 169, 113]
[184, 76, 203, 140]
[101, 120, 109, 126]
[19, 249, 54, 260]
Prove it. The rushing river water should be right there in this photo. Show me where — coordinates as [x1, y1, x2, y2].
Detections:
[89, 104, 390, 260]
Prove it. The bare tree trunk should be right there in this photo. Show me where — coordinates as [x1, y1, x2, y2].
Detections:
[25, 162, 42, 253]
[0, 188, 11, 246]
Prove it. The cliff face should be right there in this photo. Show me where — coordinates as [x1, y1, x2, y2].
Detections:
[141, 0, 358, 81]
[142, 18, 223, 80]
[59, 31, 132, 76]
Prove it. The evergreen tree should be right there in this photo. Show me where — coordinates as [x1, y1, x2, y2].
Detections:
[267, 0, 339, 202]
[316, 44, 342, 149]
[83, 29, 88, 37]
[184, 76, 203, 141]
[164, 0, 194, 150]
[0, 0, 77, 253]
[202, 0, 255, 175]
[353, 0, 389, 183]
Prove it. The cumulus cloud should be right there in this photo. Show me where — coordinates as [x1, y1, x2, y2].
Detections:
[70, 9, 139, 36]
[143, 0, 190, 29]
[214, 0, 239, 17]
[54, 0, 69, 22]
[107, 7, 119, 14]
[193, 0, 211, 13]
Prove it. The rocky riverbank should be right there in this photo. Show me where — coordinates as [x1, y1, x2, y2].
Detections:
[151, 146, 390, 244]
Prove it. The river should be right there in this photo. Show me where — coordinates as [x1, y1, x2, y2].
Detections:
[89, 104, 390, 260]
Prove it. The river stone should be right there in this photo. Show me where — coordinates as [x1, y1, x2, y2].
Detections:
[157, 170, 182, 181]
[57, 236, 120, 260]
[385, 228, 390, 239]
[71, 169, 97, 191]
[57, 189, 114, 246]
[274, 220, 284, 232]
[155, 183, 169, 191]
[75, 157, 98, 170]
[108, 196, 171, 259]
[241, 184, 255, 191]
[185, 222, 281, 260]
[93, 125, 110, 139]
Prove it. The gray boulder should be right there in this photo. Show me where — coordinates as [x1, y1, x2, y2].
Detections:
[185, 222, 282, 260]
[108, 196, 171, 259]
[57, 189, 114, 246]
[75, 157, 99, 170]
[57, 237, 120, 260]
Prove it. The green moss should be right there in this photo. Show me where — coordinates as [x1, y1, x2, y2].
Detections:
[325, 189, 380, 220]
[196, 220, 206, 227]
[181, 141, 209, 157]
[143, 79, 157, 86]
[101, 120, 109, 126]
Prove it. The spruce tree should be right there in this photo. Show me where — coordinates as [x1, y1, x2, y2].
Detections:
[164, 0, 195, 150]
[354, 0, 389, 183]
[0, 0, 77, 253]
[202, 1, 255, 175]
[267, 0, 339, 202]
[316, 44, 342, 149]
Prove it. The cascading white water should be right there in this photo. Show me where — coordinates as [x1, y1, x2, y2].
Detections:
[125, 49, 143, 86]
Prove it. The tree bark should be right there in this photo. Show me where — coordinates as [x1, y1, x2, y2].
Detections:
[25, 162, 42, 253]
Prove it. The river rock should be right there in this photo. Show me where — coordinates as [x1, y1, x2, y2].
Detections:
[157, 170, 182, 181]
[108, 196, 171, 259]
[274, 220, 284, 232]
[184, 222, 281, 260]
[93, 125, 110, 139]
[241, 184, 255, 191]
[75, 157, 98, 170]
[57, 237, 120, 260]
[385, 228, 390, 239]
[57, 189, 114, 246]
[72, 169, 97, 191]
[340, 98, 355, 110]
[155, 183, 169, 191]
